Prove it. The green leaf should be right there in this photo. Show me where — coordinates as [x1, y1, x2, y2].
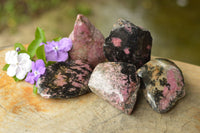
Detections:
[14, 43, 26, 51]
[35, 27, 46, 43]
[46, 61, 56, 67]
[33, 84, 38, 95]
[53, 37, 62, 42]
[18, 50, 31, 55]
[13, 76, 21, 82]
[2, 64, 10, 71]
[36, 44, 47, 64]
[27, 27, 46, 59]
[28, 39, 43, 59]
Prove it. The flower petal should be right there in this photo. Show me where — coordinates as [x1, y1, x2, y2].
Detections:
[38, 67, 46, 75]
[40, 42, 46, 46]
[47, 41, 56, 46]
[5, 50, 18, 64]
[34, 74, 41, 82]
[46, 51, 58, 62]
[31, 61, 36, 72]
[7, 64, 17, 77]
[18, 53, 32, 72]
[45, 41, 57, 52]
[18, 53, 30, 59]
[35, 59, 45, 70]
[57, 51, 68, 62]
[25, 59, 32, 72]
[45, 44, 54, 53]
[16, 67, 27, 80]
[25, 72, 35, 84]
[59, 38, 73, 51]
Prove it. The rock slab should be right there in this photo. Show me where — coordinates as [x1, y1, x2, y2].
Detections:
[69, 14, 106, 69]
[88, 62, 140, 114]
[104, 18, 152, 68]
[137, 58, 185, 113]
[37, 60, 92, 98]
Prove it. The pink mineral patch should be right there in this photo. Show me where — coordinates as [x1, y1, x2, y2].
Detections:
[124, 48, 130, 54]
[146, 45, 151, 50]
[54, 72, 67, 86]
[159, 86, 170, 110]
[159, 68, 184, 110]
[124, 24, 132, 33]
[68, 87, 77, 92]
[167, 69, 183, 92]
[112, 37, 122, 47]
[72, 77, 84, 88]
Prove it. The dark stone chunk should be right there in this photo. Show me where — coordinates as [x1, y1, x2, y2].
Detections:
[137, 58, 185, 113]
[88, 62, 140, 114]
[36, 60, 92, 99]
[104, 18, 152, 68]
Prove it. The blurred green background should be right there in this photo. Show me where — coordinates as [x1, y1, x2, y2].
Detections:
[0, 0, 199, 66]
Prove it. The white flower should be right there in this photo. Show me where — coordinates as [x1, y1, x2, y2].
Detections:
[5, 50, 32, 80]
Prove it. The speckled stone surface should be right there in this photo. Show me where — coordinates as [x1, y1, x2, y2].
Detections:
[37, 60, 92, 99]
[88, 62, 140, 114]
[69, 14, 106, 69]
[104, 18, 152, 69]
[137, 58, 185, 113]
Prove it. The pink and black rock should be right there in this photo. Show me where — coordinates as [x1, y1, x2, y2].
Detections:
[69, 14, 106, 69]
[104, 18, 152, 69]
[36, 60, 92, 99]
[88, 62, 140, 114]
[137, 58, 185, 113]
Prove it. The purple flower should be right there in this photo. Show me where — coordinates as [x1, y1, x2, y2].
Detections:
[43, 38, 72, 62]
[25, 59, 46, 84]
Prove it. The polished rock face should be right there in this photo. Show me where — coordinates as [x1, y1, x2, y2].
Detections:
[88, 62, 140, 114]
[137, 58, 185, 113]
[69, 14, 106, 69]
[104, 18, 152, 69]
[37, 60, 92, 99]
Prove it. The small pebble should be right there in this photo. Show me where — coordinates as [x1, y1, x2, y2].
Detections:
[37, 60, 92, 99]
[88, 62, 140, 114]
[137, 58, 185, 113]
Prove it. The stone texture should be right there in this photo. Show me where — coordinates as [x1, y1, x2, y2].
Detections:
[36, 60, 92, 99]
[137, 58, 185, 113]
[69, 14, 106, 69]
[88, 62, 140, 114]
[104, 18, 152, 69]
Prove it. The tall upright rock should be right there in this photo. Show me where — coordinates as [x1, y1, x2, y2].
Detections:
[69, 14, 106, 69]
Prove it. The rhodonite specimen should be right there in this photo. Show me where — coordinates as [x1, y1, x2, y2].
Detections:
[37, 60, 92, 99]
[69, 14, 106, 69]
[104, 18, 152, 69]
[137, 58, 185, 113]
[88, 62, 140, 114]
